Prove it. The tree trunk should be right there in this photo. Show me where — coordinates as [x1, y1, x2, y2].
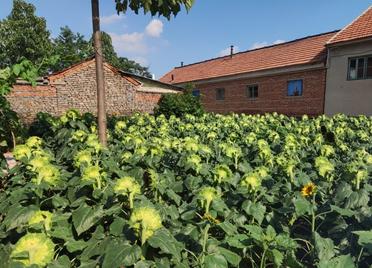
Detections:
[91, 0, 107, 146]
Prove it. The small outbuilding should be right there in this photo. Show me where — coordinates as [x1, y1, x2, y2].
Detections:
[7, 57, 181, 123]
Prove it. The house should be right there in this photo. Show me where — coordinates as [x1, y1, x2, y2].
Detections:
[160, 6, 372, 116]
[325, 6, 372, 115]
[7, 57, 181, 123]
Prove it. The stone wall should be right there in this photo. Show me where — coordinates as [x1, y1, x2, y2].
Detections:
[195, 68, 326, 116]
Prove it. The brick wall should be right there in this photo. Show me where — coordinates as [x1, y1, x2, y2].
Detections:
[135, 92, 162, 114]
[6, 60, 168, 123]
[196, 68, 326, 116]
[53, 63, 137, 116]
[7, 85, 58, 122]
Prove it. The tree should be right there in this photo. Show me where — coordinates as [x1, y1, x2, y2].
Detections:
[116, 57, 151, 78]
[92, 0, 194, 145]
[90, 32, 152, 77]
[0, 60, 39, 152]
[52, 27, 151, 76]
[115, 0, 194, 19]
[0, 0, 53, 72]
[52, 26, 91, 72]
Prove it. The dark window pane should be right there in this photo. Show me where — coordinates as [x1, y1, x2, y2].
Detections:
[216, 88, 225, 100]
[287, 80, 303, 96]
[367, 57, 372, 78]
[254, 86, 258, 98]
[247, 85, 258, 98]
[357, 58, 365, 79]
[192, 89, 200, 97]
[349, 59, 357, 80]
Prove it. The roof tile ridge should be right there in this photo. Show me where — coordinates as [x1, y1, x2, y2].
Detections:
[175, 30, 339, 69]
[327, 5, 372, 44]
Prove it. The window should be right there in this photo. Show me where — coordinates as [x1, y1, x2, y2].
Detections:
[216, 88, 225, 100]
[348, 55, 372, 80]
[247, 85, 258, 99]
[287, 80, 303, 96]
[192, 89, 200, 97]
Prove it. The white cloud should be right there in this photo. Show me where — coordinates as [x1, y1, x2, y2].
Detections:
[101, 14, 124, 25]
[273, 39, 286, 45]
[218, 46, 240, 57]
[109, 32, 147, 55]
[107, 19, 167, 70]
[133, 56, 149, 67]
[250, 39, 286, 49]
[145, 19, 164, 38]
[250, 41, 269, 49]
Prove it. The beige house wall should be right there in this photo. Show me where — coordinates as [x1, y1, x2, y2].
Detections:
[325, 40, 372, 115]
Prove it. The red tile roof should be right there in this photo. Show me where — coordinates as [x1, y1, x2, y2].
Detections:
[159, 31, 338, 84]
[327, 6, 372, 45]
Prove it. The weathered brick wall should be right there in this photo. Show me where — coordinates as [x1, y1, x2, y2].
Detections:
[134, 92, 162, 113]
[53, 63, 137, 116]
[6, 60, 168, 123]
[7, 85, 58, 122]
[197, 69, 326, 116]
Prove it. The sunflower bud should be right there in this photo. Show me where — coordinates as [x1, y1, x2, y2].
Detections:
[25, 136, 43, 149]
[74, 150, 92, 167]
[213, 165, 232, 184]
[129, 206, 162, 244]
[11, 233, 55, 267]
[13, 145, 32, 160]
[199, 187, 220, 214]
[28, 210, 53, 231]
[114, 176, 141, 208]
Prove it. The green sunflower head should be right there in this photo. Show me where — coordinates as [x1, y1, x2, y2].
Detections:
[129, 206, 162, 244]
[213, 164, 232, 184]
[315, 156, 334, 179]
[199, 187, 220, 214]
[25, 136, 43, 149]
[13, 145, 32, 160]
[74, 150, 92, 167]
[11, 233, 55, 267]
[241, 173, 261, 192]
[114, 176, 141, 196]
[34, 164, 60, 186]
[28, 156, 50, 172]
[28, 210, 53, 231]
[72, 130, 87, 142]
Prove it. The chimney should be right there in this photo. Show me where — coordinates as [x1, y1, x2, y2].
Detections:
[230, 45, 234, 58]
[181, 61, 184, 67]
[171, 74, 174, 81]
[151, 74, 156, 80]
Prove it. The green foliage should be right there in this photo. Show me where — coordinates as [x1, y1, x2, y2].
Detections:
[0, 1, 151, 77]
[0, 0, 53, 74]
[89, 32, 152, 78]
[51, 27, 151, 77]
[0, 112, 371, 267]
[115, 0, 194, 20]
[51, 26, 91, 72]
[155, 90, 204, 118]
[0, 59, 40, 152]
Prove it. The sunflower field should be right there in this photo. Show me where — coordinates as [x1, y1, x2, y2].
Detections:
[0, 111, 371, 267]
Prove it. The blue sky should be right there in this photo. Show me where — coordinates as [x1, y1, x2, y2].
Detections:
[1, 0, 371, 78]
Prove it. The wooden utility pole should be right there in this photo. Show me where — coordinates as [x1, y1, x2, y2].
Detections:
[91, 0, 107, 146]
